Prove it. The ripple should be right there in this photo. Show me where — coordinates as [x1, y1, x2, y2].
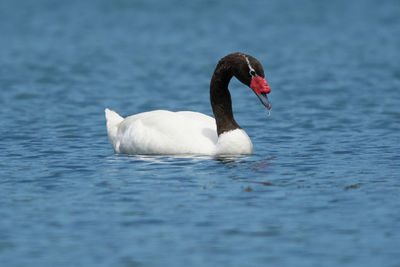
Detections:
[1, 0, 400, 266]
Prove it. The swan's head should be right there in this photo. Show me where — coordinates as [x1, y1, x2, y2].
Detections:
[232, 53, 272, 110]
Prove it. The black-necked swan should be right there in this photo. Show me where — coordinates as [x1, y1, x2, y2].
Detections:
[105, 52, 271, 155]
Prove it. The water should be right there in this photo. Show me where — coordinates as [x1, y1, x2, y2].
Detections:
[1, 0, 400, 266]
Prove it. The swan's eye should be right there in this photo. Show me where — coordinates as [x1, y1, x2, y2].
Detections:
[250, 70, 256, 77]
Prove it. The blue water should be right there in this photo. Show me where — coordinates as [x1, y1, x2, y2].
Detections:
[1, 0, 400, 266]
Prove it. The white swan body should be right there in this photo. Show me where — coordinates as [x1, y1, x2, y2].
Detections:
[105, 108, 253, 155]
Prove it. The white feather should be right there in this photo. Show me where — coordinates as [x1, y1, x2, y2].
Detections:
[104, 109, 253, 155]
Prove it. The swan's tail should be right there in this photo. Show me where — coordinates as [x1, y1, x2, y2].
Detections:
[105, 109, 124, 149]
[105, 108, 123, 128]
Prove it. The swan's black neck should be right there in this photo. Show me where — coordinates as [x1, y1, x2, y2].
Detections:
[210, 56, 242, 136]
[209, 53, 266, 136]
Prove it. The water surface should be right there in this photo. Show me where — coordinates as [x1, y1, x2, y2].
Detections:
[1, 0, 400, 266]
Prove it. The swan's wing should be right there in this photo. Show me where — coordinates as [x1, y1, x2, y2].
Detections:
[116, 110, 218, 154]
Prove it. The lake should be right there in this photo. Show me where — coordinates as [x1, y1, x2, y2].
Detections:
[0, 0, 399, 266]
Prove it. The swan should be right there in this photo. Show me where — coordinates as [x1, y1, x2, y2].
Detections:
[105, 52, 271, 155]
